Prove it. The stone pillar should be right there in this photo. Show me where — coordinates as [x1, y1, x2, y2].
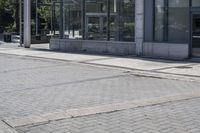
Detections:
[24, 0, 31, 48]
[19, 0, 23, 46]
[135, 0, 144, 56]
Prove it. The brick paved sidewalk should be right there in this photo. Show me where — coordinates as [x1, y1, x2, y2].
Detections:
[1, 48, 200, 133]
[16, 97, 200, 133]
[0, 43, 200, 78]
[1, 54, 200, 121]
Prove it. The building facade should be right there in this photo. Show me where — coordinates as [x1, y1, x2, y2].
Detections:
[144, 0, 200, 59]
[24, 0, 200, 59]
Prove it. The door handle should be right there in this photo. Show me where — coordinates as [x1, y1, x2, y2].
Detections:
[193, 36, 200, 39]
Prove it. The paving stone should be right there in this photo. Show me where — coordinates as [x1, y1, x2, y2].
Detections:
[0, 52, 200, 133]
[0, 121, 17, 133]
[16, 98, 200, 133]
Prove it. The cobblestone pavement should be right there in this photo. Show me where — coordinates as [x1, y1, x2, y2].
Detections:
[1, 54, 200, 132]
[16, 97, 200, 133]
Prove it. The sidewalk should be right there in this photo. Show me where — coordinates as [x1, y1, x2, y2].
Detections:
[0, 120, 17, 133]
[16, 97, 200, 133]
[0, 43, 199, 79]
[1, 44, 200, 133]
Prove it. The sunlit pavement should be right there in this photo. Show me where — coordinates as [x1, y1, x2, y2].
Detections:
[1, 43, 200, 133]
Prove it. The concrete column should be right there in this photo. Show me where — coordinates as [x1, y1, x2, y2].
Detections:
[36, 0, 39, 36]
[135, 0, 144, 56]
[24, 0, 31, 48]
[19, 0, 23, 46]
[81, 0, 86, 40]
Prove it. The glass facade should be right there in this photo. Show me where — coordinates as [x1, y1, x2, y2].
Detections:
[63, 0, 82, 39]
[52, 1, 61, 36]
[154, 0, 189, 43]
[168, 0, 189, 43]
[154, 0, 165, 41]
[192, 0, 200, 7]
[111, 0, 135, 42]
[51, 0, 135, 42]
[86, 0, 108, 40]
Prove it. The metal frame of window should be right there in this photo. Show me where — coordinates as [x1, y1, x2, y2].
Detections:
[163, 0, 168, 41]
[82, 0, 86, 40]
[153, 0, 168, 42]
[60, 0, 64, 39]
[107, 0, 111, 41]
[190, 0, 200, 57]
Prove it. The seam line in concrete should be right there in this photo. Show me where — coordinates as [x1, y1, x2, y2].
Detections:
[0, 120, 18, 133]
[151, 63, 198, 71]
[83, 62, 200, 78]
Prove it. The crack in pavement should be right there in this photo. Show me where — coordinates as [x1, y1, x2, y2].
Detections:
[0, 120, 17, 133]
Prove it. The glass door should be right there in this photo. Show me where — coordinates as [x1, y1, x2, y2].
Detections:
[192, 14, 200, 56]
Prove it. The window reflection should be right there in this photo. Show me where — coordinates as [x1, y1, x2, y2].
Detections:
[110, 0, 135, 42]
[86, 0, 108, 40]
[51, 0, 135, 42]
[192, 0, 200, 7]
[154, 0, 189, 43]
[63, 0, 82, 39]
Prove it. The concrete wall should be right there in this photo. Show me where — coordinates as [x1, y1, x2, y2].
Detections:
[50, 39, 136, 56]
[143, 42, 189, 59]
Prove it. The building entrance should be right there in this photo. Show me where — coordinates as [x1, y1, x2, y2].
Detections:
[192, 14, 200, 56]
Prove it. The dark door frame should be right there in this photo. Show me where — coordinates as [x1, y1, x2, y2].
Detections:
[190, 9, 200, 57]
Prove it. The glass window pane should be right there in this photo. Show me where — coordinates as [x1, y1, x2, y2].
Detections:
[110, 0, 135, 42]
[154, 0, 189, 43]
[63, 0, 82, 39]
[36, 0, 52, 37]
[51, 1, 61, 36]
[168, 0, 189, 43]
[192, 0, 200, 7]
[154, 0, 164, 42]
[86, 0, 107, 40]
